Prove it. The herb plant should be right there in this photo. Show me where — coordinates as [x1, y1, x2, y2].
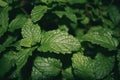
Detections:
[0, 0, 120, 80]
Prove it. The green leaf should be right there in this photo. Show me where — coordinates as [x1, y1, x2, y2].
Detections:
[21, 19, 41, 46]
[40, 0, 52, 4]
[82, 27, 119, 50]
[0, 51, 17, 77]
[0, 0, 8, 7]
[65, 12, 77, 23]
[72, 52, 95, 80]
[20, 38, 32, 47]
[31, 57, 62, 80]
[102, 18, 114, 28]
[108, 6, 120, 25]
[0, 6, 11, 37]
[75, 29, 84, 41]
[8, 14, 27, 32]
[103, 75, 115, 80]
[53, 11, 65, 18]
[0, 36, 17, 53]
[94, 53, 115, 79]
[38, 30, 80, 54]
[62, 67, 74, 80]
[81, 16, 90, 25]
[117, 51, 120, 74]
[54, 9, 77, 23]
[67, 0, 87, 4]
[11, 48, 32, 78]
[72, 52, 115, 79]
[31, 5, 48, 22]
[39, 0, 67, 4]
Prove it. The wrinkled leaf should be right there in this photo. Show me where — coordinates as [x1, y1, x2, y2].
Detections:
[94, 53, 115, 79]
[31, 57, 62, 80]
[72, 52, 115, 79]
[72, 52, 95, 80]
[82, 27, 119, 50]
[21, 19, 41, 46]
[38, 30, 80, 54]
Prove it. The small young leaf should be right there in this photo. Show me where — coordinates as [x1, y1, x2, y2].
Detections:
[31, 57, 62, 80]
[54, 10, 77, 23]
[20, 38, 32, 47]
[38, 30, 80, 54]
[54, 11, 65, 18]
[65, 7, 77, 23]
[31, 5, 48, 22]
[62, 67, 74, 80]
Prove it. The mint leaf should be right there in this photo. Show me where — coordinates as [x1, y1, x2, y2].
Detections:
[103, 75, 115, 80]
[8, 14, 27, 32]
[40, 0, 67, 4]
[108, 6, 120, 25]
[21, 19, 41, 46]
[11, 48, 32, 78]
[31, 57, 62, 80]
[0, 0, 8, 7]
[65, 7, 77, 23]
[82, 27, 119, 50]
[20, 38, 32, 47]
[53, 11, 65, 18]
[38, 30, 80, 54]
[94, 53, 115, 79]
[0, 36, 17, 53]
[117, 51, 120, 74]
[54, 10, 77, 23]
[62, 67, 74, 80]
[72, 52, 95, 80]
[72, 52, 115, 79]
[0, 6, 11, 37]
[31, 5, 48, 22]
[0, 51, 16, 77]
[68, 0, 87, 4]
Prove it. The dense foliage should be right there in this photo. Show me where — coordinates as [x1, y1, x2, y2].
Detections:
[0, 0, 120, 80]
